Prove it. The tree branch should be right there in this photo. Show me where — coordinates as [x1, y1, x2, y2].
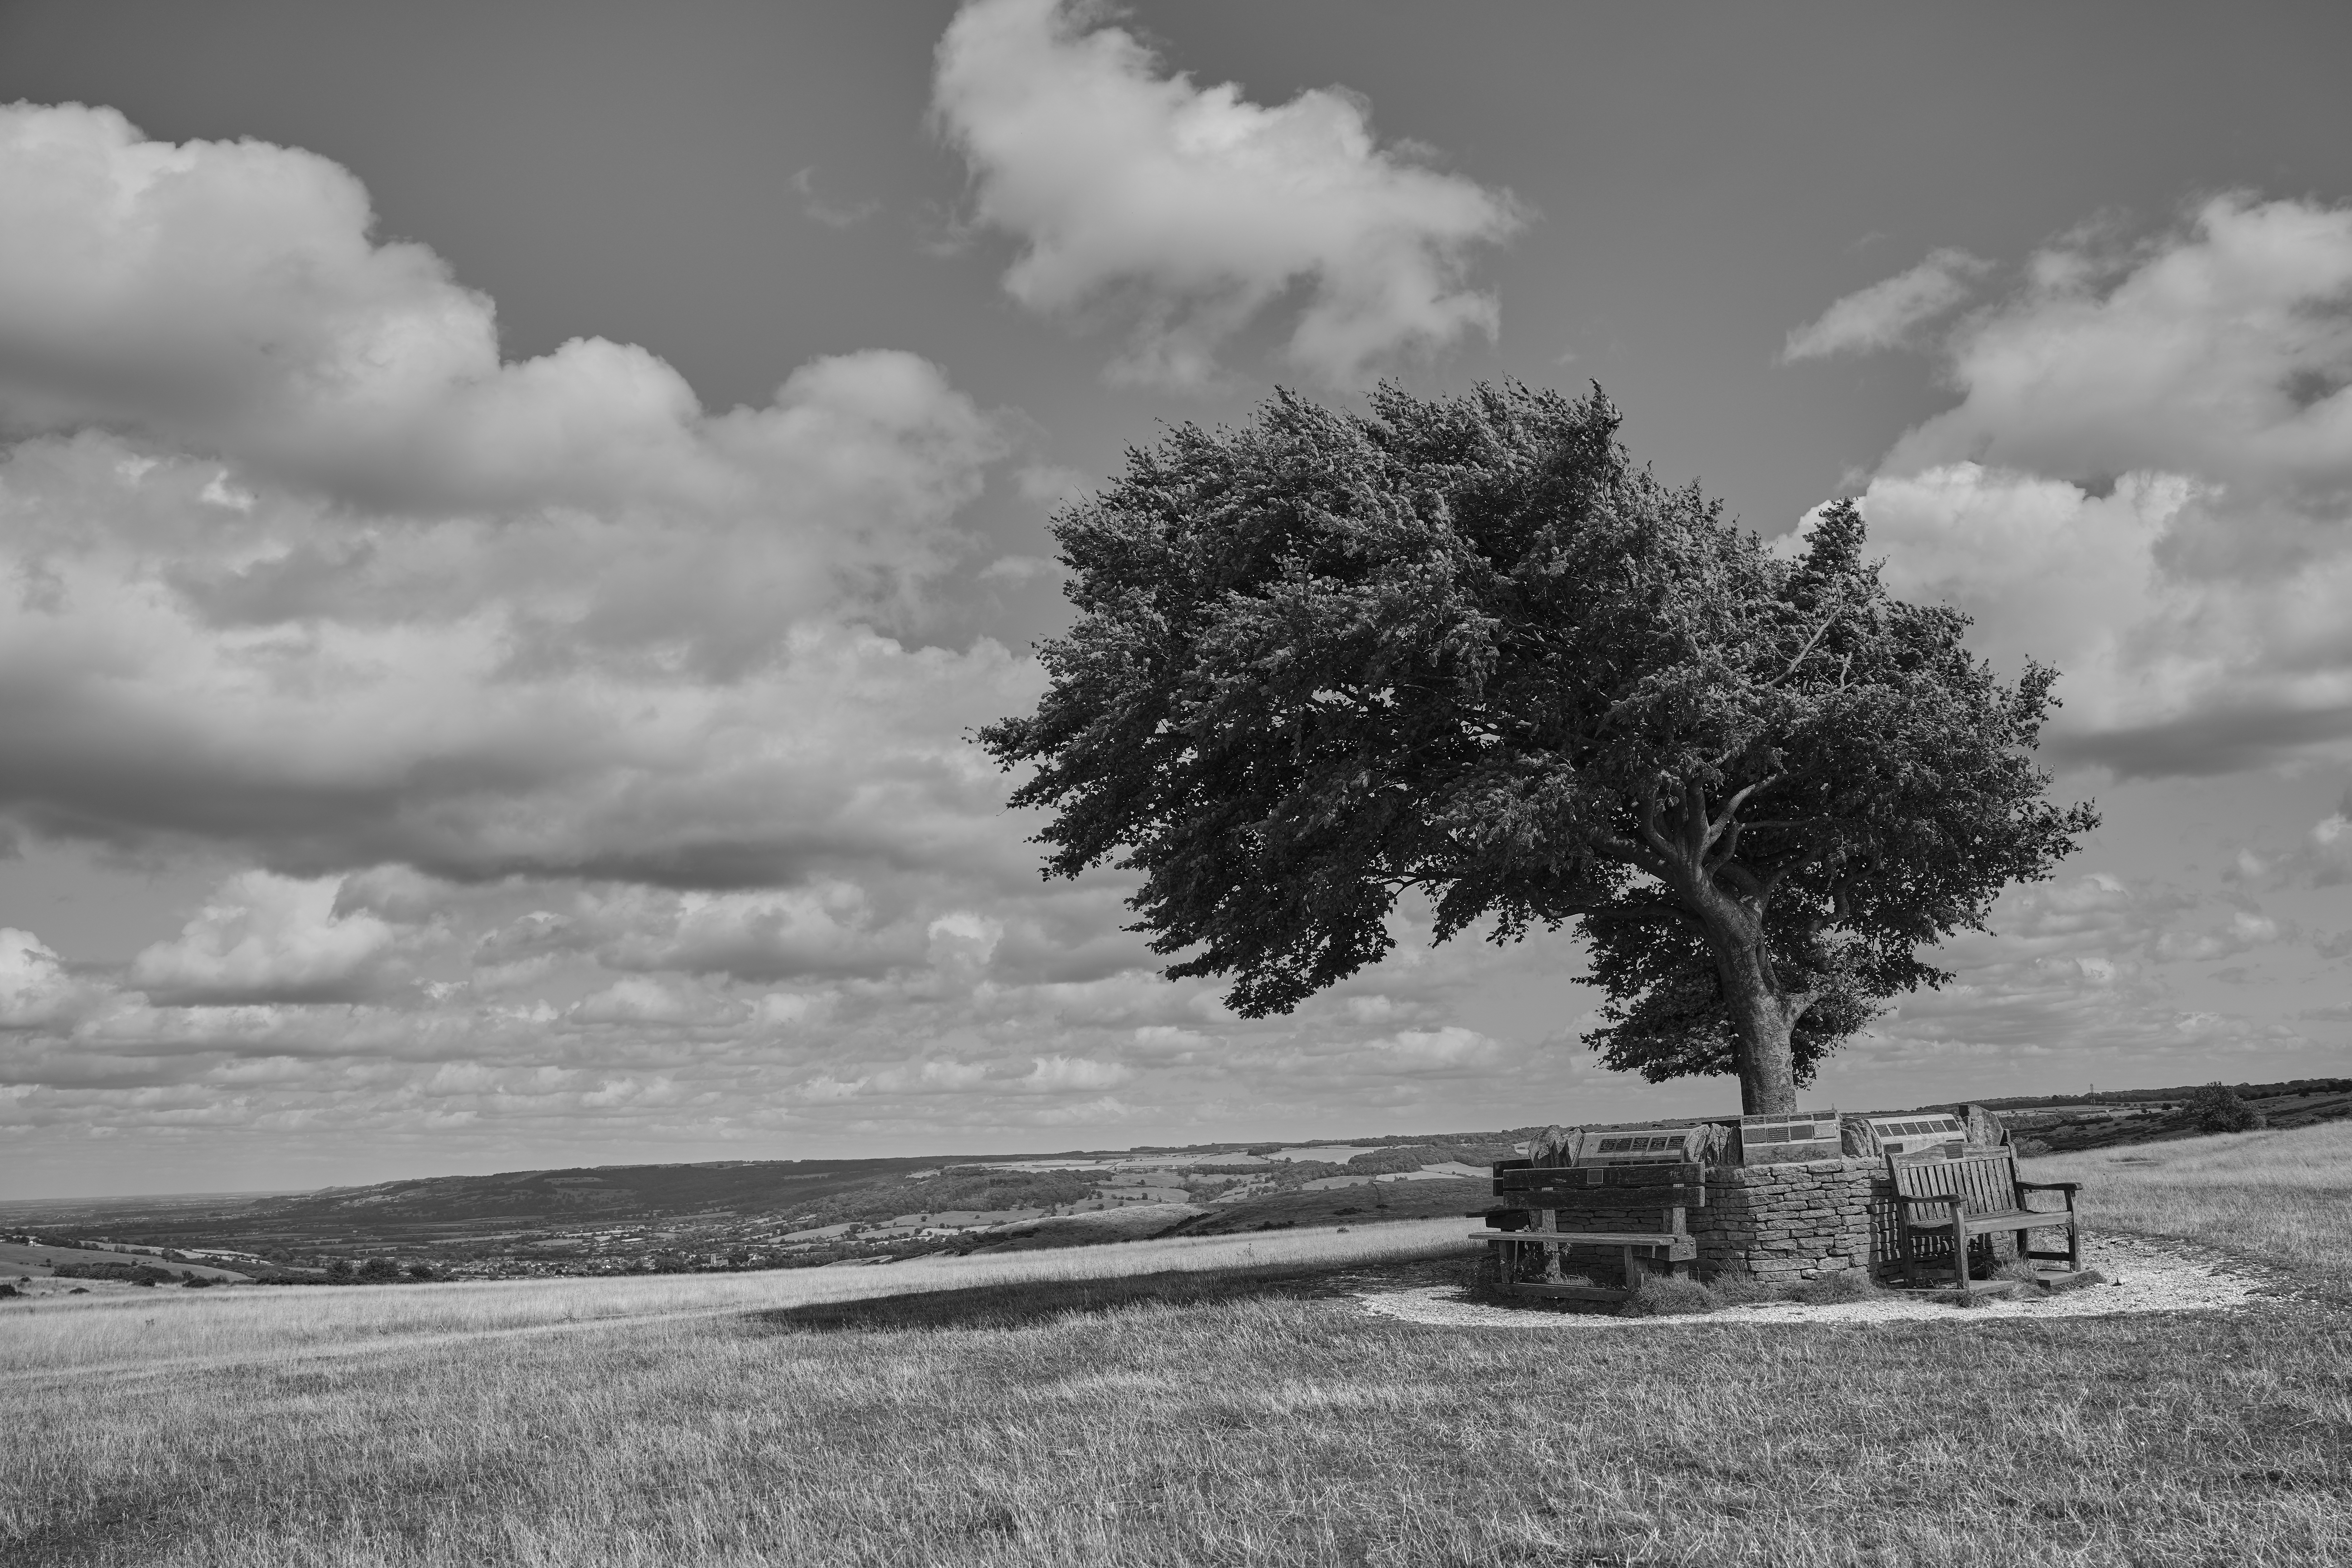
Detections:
[1774, 609, 1842, 683]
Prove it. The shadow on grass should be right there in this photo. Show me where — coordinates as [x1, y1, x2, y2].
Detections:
[752, 1257, 1462, 1334]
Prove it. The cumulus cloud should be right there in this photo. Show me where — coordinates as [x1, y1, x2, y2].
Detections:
[933, 0, 1523, 387]
[0, 101, 1041, 893]
[129, 872, 403, 1005]
[1781, 248, 1988, 360]
[1797, 197, 2352, 775]
[0, 929, 85, 1028]
[0, 103, 999, 536]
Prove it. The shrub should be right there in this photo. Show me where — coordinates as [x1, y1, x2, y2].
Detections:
[357, 1257, 404, 1283]
[2185, 1083, 2266, 1133]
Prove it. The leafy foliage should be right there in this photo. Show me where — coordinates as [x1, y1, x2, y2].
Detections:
[982, 383, 2096, 1104]
[2185, 1083, 2267, 1134]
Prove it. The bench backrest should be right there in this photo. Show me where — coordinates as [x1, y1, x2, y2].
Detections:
[1885, 1147, 2020, 1216]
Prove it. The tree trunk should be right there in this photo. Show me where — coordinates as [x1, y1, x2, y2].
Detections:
[1697, 903, 1802, 1117]
[1724, 974, 1800, 1116]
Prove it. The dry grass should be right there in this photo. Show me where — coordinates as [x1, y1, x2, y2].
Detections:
[2025, 1119, 2352, 1295]
[6, 1137, 2350, 1567]
[0, 1218, 1469, 1385]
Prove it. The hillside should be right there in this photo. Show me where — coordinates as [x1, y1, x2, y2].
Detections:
[1973, 1079, 2352, 1152]
[0, 1134, 1527, 1279]
[9, 1127, 2349, 1566]
[15, 1082, 2343, 1280]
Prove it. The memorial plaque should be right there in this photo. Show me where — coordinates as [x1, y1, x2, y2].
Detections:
[1733, 1112, 1843, 1165]
[1577, 1125, 1713, 1166]
[1861, 1112, 1967, 1157]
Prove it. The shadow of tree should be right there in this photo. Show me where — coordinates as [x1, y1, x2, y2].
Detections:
[750, 1256, 1466, 1334]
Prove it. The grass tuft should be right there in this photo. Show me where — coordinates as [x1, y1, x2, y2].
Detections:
[1615, 1273, 1719, 1317]
[1782, 1267, 1881, 1305]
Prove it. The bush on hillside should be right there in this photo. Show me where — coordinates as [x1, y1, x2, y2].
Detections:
[2185, 1083, 2266, 1133]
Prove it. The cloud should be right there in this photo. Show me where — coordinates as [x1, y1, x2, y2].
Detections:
[1853, 872, 2299, 1066]
[932, 0, 1523, 387]
[129, 872, 404, 1005]
[1021, 1053, 1132, 1090]
[0, 103, 1000, 650]
[2268, 791, 2352, 887]
[1781, 248, 1988, 360]
[0, 104, 999, 534]
[0, 929, 85, 1028]
[788, 167, 880, 229]
[0, 101, 1059, 905]
[568, 977, 715, 1027]
[1794, 197, 2352, 776]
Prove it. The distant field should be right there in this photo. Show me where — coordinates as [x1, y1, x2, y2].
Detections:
[6, 1135, 2348, 1566]
[0, 1219, 1473, 1383]
[0, 1240, 251, 1283]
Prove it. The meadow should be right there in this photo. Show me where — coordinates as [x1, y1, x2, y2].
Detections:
[5, 1131, 2349, 1567]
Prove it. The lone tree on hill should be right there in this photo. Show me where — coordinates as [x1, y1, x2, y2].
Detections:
[2184, 1083, 2264, 1133]
[980, 384, 2097, 1115]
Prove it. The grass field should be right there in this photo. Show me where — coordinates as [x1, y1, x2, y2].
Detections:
[2025, 1119, 2352, 1295]
[6, 1134, 2349, 1567]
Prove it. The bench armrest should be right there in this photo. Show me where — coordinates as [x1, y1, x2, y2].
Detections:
[2015, 1181, 2080, 1193]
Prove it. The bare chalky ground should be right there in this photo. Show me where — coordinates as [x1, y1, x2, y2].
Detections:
[1357, 1235, 2270, 1330]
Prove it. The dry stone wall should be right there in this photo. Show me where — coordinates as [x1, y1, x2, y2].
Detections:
[1690, 1158, 1892, 1281]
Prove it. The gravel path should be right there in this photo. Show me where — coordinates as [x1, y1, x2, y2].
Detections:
[1355, 1235, 2271, 1330]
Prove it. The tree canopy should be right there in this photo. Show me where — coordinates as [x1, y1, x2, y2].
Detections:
[979, 383, 2097, 1114]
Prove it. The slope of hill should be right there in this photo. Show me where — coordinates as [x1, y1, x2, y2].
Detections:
[0, 1139, 1524, 1278]
[1983, 1081, 2352, 1152]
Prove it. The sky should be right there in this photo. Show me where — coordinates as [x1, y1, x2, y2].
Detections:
[3, 0, 2351, 1197]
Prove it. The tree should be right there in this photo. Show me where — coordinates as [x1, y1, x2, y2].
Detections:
[980, 384, 2098, 1115]
[2184, 1083, 2264, 1133]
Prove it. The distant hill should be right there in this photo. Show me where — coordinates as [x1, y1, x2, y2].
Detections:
[256, 1156, 950, 1229]
[0, 1156, 953, 1258]
[1987, 1081, 2352, 1153]
[12, 1084, 2344, 1274]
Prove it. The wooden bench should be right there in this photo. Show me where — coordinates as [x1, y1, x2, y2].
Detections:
[1886, 1147, 2082, 1290]
[1475, 1161, 1704, 1303]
